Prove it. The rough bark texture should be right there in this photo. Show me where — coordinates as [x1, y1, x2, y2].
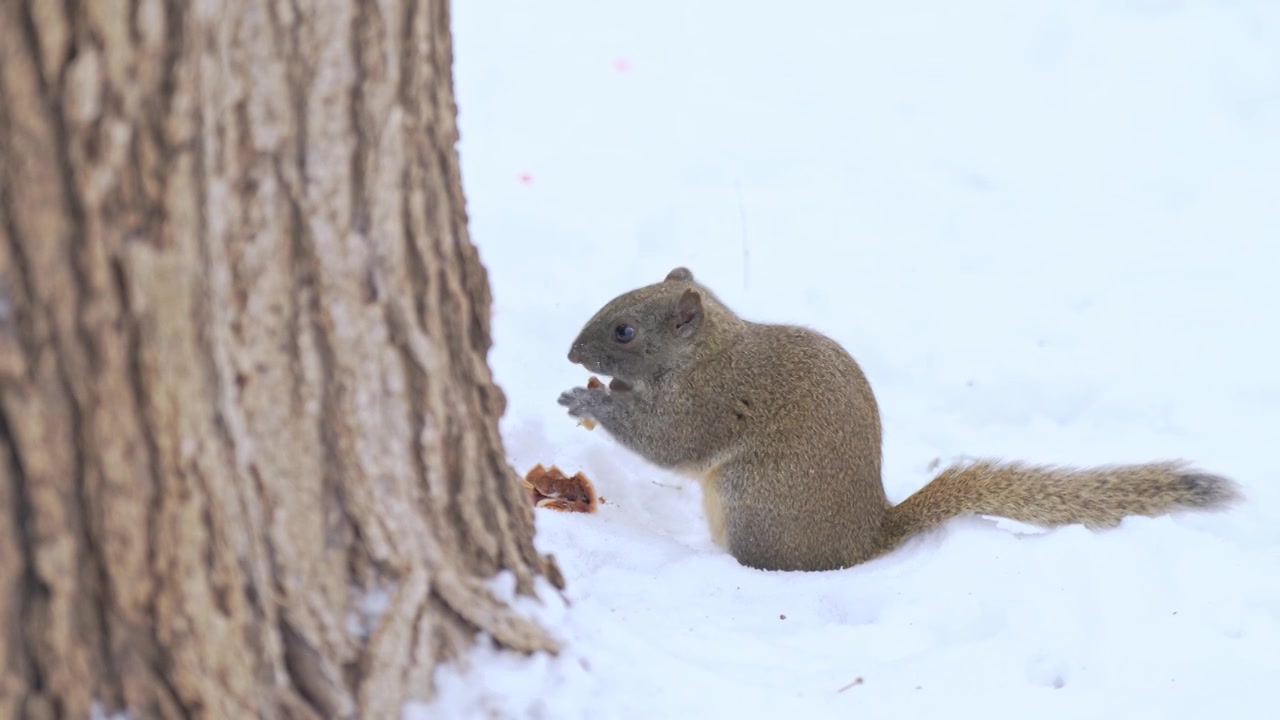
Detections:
[0, 1, 559, 718]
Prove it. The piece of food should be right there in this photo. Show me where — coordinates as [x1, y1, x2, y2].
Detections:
[523, 463, 599, 513]
[578, 376, 607, 430]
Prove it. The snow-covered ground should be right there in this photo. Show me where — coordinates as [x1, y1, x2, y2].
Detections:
[419, 1, 1280, 718]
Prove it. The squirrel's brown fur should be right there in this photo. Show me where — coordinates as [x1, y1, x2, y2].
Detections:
[558, 268, 1241, 572]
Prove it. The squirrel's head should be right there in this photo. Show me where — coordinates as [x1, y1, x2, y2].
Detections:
[567, 267, 737, 388]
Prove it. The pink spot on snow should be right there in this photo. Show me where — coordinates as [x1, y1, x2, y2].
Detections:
[518, 172, 534, 185]
[612, 58, 632, 73]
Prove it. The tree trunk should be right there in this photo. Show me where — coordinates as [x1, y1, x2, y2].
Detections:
[0, 1, 560, 718]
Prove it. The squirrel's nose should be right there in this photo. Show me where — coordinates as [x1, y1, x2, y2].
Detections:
[568, 344, 582, 364]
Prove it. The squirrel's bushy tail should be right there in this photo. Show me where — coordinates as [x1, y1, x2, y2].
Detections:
[878, 459, 1242, 552]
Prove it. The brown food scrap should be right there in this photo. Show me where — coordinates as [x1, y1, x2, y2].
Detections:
[836, 677, 864, 693]
[578, 376, 606, 430]
[524, 463, 598, 513]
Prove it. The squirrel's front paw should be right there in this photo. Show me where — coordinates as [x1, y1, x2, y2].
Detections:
[557, 386, 607, 420]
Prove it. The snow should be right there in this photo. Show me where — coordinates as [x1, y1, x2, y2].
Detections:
[416, 1, 1280, 718]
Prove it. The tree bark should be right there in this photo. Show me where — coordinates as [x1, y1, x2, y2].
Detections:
[0, 1, 559, 718]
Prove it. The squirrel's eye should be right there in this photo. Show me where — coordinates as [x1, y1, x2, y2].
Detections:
[613, 324, 636, 343]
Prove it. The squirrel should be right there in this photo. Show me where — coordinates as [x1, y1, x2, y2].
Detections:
[557, 267, 1242, 572]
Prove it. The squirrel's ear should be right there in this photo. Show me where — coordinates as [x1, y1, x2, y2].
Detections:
[675, 289, 703, 338]
[665, 267, 693, 282]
